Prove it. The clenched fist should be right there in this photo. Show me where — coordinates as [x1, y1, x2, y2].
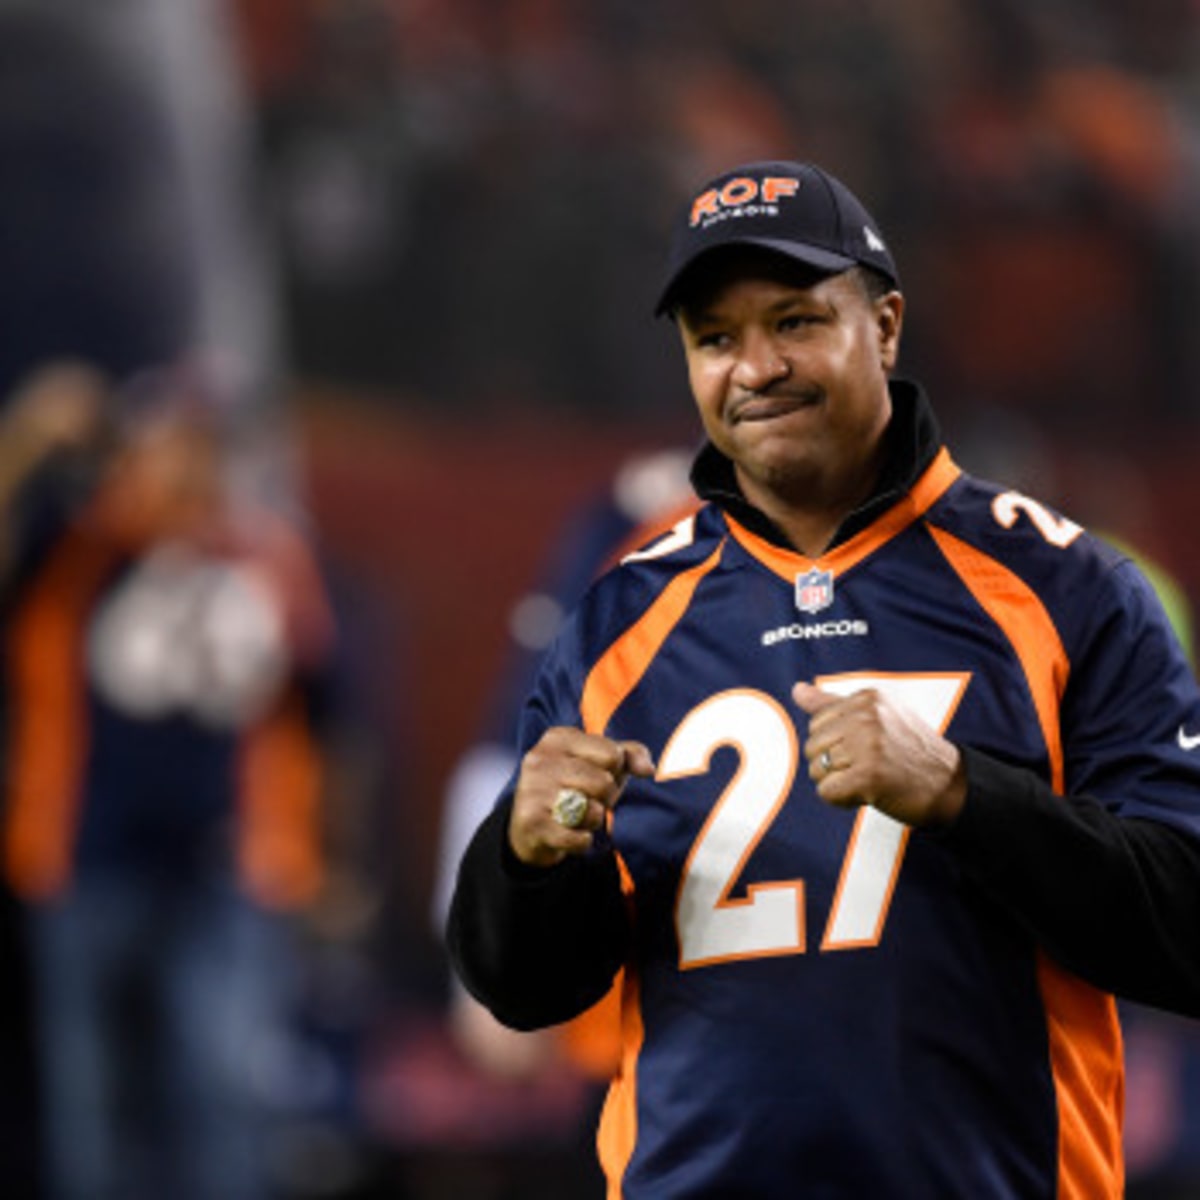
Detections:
[509, 727, 656, 867]
[793, 681, 966, 828]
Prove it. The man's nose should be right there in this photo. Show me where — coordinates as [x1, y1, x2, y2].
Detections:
[732, 332, 790, 391]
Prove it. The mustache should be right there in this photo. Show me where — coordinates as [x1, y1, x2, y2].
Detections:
[729, 382, 825, 420]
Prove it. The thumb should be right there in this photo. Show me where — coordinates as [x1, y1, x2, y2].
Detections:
[619, 741, 657, 779]
[792, 681, 840, 716]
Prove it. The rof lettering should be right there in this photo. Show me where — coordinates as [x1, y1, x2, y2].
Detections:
[689, 176, 800, 227]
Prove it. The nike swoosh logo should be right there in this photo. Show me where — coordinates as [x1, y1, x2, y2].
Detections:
[1179, 726, 1200, 751]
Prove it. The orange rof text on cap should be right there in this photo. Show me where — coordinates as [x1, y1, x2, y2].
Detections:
[690, 176, 800, 227]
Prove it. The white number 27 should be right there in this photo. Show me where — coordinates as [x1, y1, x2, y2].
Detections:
[661, 673, 968, 970]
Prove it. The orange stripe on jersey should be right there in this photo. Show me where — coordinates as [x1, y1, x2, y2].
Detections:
[1036, 957, 1125, 1198]
[927, 524, 1122, 1196]
[925, 526, 1068, 789]
[237, 689, 325, 910]
[557, 977, 623, 1080]
[580, 542, 724, 736]
[596, 962, 646, 1199]
[3, 526, 116, 899]
[581, 544, 722, 1195]
[725, 447, 961, 581]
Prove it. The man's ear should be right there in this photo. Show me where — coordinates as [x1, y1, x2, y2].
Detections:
[877, 291, 904, 371]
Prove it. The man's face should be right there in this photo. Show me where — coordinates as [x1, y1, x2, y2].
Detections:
[676, 251, 903, 514]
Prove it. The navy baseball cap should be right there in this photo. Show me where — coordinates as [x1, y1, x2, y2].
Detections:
[655, 160, 899, 315]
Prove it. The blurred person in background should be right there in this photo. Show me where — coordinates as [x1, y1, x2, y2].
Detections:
[0, 361, 337, 1200]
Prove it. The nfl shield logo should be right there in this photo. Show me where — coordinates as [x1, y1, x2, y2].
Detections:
[794, 568, 834, 614]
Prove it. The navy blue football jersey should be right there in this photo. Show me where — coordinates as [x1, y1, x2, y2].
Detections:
[511, 448, 1200, 1199]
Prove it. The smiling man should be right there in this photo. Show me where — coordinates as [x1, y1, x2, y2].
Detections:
[447, 160, 1200, 1199]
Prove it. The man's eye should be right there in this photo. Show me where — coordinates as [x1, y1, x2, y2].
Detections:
[696, 332, 731, 350]
[778, 314, 813, 332]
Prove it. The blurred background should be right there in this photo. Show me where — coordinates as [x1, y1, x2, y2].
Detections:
[0, 1, 1198, 1198]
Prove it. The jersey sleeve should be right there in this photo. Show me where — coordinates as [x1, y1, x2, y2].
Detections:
[445, 617, 632, 1030]
[446, 793, 630, 1029]
[937, 552, 1200, 1016]
[940, 748, 1200, 1015]
[1060, 557, 1200, 834]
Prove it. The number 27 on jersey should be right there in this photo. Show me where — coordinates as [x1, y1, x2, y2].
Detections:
[660, 672, 969, 970]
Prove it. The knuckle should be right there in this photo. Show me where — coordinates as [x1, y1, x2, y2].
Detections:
[540, 726, 574, 752]
[523, 742, 554, 774]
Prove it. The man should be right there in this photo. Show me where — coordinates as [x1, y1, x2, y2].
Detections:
[447, 160, 1200, 1198]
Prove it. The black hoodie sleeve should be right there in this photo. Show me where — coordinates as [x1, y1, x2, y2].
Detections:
[937, 746, 1200, 1017]
[446, 795, 631, 1030]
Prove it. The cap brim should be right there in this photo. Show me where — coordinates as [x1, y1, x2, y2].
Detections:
[654, 237, 858, 316]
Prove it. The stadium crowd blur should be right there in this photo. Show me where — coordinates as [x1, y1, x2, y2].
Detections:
[1, 0, 1200, 1197]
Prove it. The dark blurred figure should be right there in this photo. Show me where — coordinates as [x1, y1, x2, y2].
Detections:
[0, 363, 337, 1200]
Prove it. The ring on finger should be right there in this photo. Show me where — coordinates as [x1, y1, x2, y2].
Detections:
[818, 749, 835, 775]
[552, 787, 590, 829]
